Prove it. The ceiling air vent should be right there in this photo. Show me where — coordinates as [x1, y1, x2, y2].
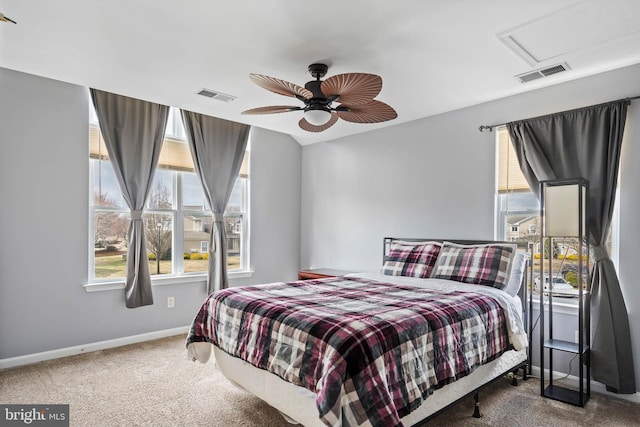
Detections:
[196, 88, 236, 103]
[515, 62, 570, 83]
[540, 64, 567, 76]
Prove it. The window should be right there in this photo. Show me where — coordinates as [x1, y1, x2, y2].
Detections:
[495, 127, 619, 301]
[89, 106, 250, 282]
[495, 127, 539, 241]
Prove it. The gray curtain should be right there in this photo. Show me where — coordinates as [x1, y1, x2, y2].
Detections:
[90, 89, 169, 308]
[507, 99, 635, 393]
[180, 110, 250, 293]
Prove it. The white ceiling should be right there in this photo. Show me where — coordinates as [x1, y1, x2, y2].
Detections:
[1, 0, 640, 145]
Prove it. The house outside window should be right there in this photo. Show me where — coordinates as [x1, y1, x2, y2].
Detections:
[89, 106, 250, 281]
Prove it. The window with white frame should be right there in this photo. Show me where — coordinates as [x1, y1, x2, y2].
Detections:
[495, 127, 539, 243]
[89, 106, 250, 281]
[495, 127, 619, 299]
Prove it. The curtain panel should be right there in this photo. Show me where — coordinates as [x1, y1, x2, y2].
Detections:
[180, 110, 250, 293]
[507, 99, 635, 393]
[90, 89, 169, 308]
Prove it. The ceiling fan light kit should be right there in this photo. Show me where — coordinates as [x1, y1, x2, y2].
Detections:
[242, 63, 397, 132]
[304, 107, 332, 126]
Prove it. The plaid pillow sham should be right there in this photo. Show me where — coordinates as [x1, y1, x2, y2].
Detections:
[432, 242, 517, 290]
[381, 240, 442, 278]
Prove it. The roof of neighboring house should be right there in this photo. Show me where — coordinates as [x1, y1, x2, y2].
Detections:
[508, 215, 536, 226]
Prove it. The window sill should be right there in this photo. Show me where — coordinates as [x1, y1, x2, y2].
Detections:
[529, 295, 579, 316]
[83, 269, 254, 293]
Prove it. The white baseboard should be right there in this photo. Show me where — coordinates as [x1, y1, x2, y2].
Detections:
[529, 365, 640, 403]
[0, 326, 190, 370]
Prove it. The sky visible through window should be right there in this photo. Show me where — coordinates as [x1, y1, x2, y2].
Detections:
[503, 192, 539, 212]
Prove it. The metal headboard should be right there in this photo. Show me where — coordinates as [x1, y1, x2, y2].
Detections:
[382, 237, 534, 374]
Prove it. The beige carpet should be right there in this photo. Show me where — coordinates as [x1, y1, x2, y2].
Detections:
[1, 335, 638, 426]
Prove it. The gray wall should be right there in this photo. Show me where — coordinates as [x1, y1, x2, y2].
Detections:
[301, 63, 640, 391]
[0, 67, 301, 359]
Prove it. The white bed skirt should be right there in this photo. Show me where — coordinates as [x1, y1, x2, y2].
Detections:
[212, 346, 527, 426]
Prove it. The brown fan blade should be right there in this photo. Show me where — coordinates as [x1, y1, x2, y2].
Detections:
[249, 74, 313, 100]
[241, 106, 302, 115]
[321, 73, 382, 106]
[337, 100, 398, 124]
[298, 113, 339, 132]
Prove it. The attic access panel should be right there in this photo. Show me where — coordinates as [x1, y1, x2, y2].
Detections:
[498, 0, 640, 65]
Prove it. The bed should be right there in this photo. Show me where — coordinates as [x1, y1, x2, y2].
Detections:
[186, 238, 532, 426]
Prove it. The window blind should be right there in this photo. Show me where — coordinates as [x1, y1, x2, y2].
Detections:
[497, 127, 529, 193]
[89, 124, 248, 177]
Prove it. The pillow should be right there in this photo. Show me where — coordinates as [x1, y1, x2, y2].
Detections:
[503, 251, 530, 297]
[381, 240, 442, 278]
[431, 242, 517, 290]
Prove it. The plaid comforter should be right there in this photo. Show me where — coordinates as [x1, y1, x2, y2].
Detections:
[187, 276, 510, 427]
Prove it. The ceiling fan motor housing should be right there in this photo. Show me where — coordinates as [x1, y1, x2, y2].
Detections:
[303, 80, 335, 112]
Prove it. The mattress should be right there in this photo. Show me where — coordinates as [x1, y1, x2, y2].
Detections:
[212, 345, 527, 426]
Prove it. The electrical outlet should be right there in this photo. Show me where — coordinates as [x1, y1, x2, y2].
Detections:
[574, 330, 579, 343]
[167, 297, 175, 308]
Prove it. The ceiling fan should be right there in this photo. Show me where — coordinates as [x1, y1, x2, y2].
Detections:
[241, 63, 397, 132]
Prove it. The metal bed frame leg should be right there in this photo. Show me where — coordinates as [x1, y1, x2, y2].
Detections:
[511, 370, 519, 386]
[472, 392, 482, 418]
[510, 363, 529, 386]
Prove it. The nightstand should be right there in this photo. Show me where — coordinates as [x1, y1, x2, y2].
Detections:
[297, 268, 355, 280]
